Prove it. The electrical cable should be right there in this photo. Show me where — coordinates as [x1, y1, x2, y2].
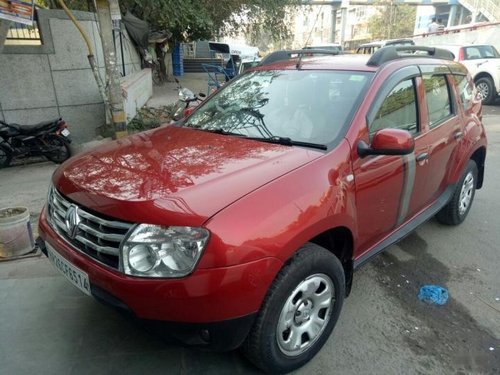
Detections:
[303, 4, 324, 48]
[57, 0, 94, 54]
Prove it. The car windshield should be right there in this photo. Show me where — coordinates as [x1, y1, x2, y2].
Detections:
[464, 45, 500, 59]
[184, 70, 373, 146]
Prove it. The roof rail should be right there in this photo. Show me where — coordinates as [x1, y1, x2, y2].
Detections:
[259, 49, 341, 67]
[367, 46, 455, 67]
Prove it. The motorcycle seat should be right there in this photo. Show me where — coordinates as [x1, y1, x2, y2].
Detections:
[9, 119, 61, 134]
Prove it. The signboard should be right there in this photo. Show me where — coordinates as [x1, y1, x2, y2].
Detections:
[0, 0, 35, 26]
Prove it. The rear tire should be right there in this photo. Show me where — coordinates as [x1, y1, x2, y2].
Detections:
[475, 77, 496, 105]
[436, 160, 478, 225]
[242, 243, 345, 374]
[44, 135, 71, 164]
[0, 144, 12, 168]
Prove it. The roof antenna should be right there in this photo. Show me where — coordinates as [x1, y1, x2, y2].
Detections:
[296, 53, 303, 70]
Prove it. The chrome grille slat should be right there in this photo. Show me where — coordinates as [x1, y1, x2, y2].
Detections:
[53, 206, 66, 220]
[78, 210, 133, 230]
[47, 187, 133, 269]
[78, 223, 124, 242]
[75, 235, 119, 256]
[53, 217, 69, 234]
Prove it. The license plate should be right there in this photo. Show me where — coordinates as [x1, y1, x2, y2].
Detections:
[61, 128, 70, 137]
[46, 242, 91, 296]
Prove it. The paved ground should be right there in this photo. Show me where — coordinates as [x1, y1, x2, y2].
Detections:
[146, 73, 210, 109]
[0, 107, 499, 375]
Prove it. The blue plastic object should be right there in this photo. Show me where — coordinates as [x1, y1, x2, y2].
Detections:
[418, 285, 449, 305]
[172, 44, 184, 76]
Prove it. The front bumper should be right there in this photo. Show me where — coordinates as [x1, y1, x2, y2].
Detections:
[38, 208, 282, 350]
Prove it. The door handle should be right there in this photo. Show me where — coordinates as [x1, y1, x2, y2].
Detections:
[416, 152, 429, 162]
[454, 131, 463, 140]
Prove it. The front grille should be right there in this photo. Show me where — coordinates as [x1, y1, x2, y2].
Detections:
[47, 187, 133, 269]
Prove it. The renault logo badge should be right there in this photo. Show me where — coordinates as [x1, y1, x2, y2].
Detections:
[65, 205, 81, 239]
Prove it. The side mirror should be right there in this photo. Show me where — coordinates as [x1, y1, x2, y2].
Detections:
[198, 93, 207, 98]
[357, 128, 414, 157]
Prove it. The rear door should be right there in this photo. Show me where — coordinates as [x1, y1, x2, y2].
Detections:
[410, 65, 465, 211]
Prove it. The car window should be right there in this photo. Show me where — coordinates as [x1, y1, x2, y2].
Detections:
[369, 79, 418, 136]
[185, 70, 373, 145]
[464, 47, 482, 59]
[423, 74, 452, 128]
[463, 45, 500, 59]
[453, 74, 473, 111]
[357, 45, 380, 54]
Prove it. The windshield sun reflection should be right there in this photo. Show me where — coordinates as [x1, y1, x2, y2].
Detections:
[185, 69, 373, 147]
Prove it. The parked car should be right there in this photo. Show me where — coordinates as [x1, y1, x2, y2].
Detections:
[433, 44, 500, 104]
[303, 43, 343, 54]
[237, 57, 261, 75]
[38, 46, 487, 374]
[356, 38, 415, 54]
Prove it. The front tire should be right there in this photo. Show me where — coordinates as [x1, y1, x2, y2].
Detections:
[0, 144, 12, 168]
[475, 77, 496, 105]
[44, 135, 71, 164]
[436, 160, 478, 225]
[242, 243, 345, 374]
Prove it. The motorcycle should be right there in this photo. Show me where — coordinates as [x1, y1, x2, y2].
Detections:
[0, 118, 72, 168]
[171, 79, 206, 121]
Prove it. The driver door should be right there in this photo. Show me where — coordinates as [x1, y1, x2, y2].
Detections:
[352, 75, 420, 256]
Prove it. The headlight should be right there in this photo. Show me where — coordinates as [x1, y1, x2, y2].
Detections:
[121, 225, 210, 278]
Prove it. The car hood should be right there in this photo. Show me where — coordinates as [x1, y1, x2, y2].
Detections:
[54, 126, 323, 226]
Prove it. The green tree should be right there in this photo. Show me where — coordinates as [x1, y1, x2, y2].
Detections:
[46, 0, 299, 44]
[119, 0, 299, 43]
[367, 1, 416, 40]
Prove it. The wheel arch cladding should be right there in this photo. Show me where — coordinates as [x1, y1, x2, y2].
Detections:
[309, 226, 354, 296]
[470, 147, 486, 189]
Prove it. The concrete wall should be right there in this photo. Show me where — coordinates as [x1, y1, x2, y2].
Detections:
[121, 69, 153, 122]
[0, 9, 142, 143]
[414, 23, 500, 51]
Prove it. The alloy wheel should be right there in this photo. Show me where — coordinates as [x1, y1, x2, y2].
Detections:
[476, 82, 489, 101]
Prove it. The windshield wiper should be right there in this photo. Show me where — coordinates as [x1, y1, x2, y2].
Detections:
[196, 127, 246, 137]
[190, 127, 327, 150]
[248, 136, 327, 150]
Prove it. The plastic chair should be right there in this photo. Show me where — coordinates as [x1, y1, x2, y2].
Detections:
[202, 64, 230, 94]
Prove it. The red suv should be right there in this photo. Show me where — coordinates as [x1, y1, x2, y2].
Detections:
[38, 46, 487, 373]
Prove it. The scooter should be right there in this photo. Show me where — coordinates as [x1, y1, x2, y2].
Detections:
[171, 79, 206, 121]
[0, 118, 72, 168]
